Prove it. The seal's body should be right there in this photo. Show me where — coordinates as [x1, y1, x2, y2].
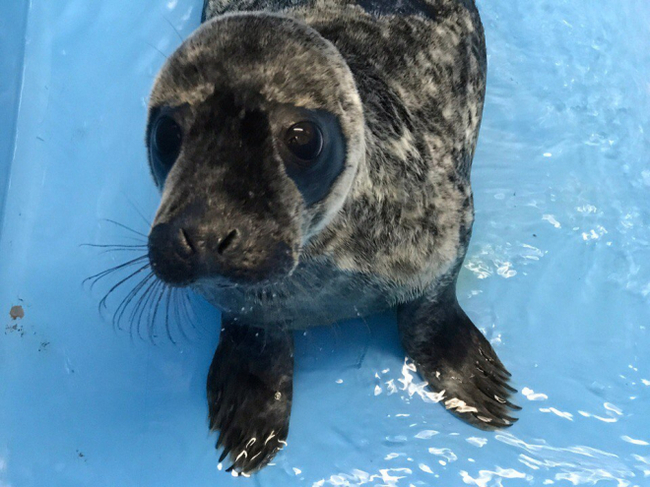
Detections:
[195, 0, 484, 328]
[145, 0, 518, 474]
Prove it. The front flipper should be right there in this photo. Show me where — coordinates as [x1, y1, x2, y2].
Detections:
[207, 320, 293, 474]
[397, 284, 520, 430]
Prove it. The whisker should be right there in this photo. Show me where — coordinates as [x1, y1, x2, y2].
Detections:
[142, 280, 166, 344]
[131, 277, 160, 343]
[142, 280, 162, 342]
[113, 272, 155, 333]
[124, 197, 153, 231]
[164, 286, 177, 345]
[149, 281, 168, 342]
[149, 281, 168, 343]
[175, 288, 197, 333]
[183, 291, 203, 333]
[172, 290, 184, 339]
[163, 15, 184, 43]
[99, 263, 151, 311]
[135, 279, 158, 344]
[81, 243, 148, 249]
[86, 221, 208, 345]
[126, 277, 152, 341]
[355, 315, 372, 370]
[145, 40, 170, 61]
[85, 255, 149, 288]
[101, 219, 149, 239]
[172, 288, 190, 343]
[95, 248, 150, 256]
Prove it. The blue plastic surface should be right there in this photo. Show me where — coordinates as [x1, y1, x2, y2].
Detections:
[1, 1, 649, 486]
[0, 0, 30, 223]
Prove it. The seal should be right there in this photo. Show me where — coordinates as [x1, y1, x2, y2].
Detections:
[145, 0, 519, 474]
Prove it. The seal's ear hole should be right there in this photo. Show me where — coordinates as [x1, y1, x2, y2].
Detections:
[284, 121, 323, 162]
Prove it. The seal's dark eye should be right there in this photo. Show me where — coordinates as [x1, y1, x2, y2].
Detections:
[284, 121, 323, 161]
[152, 115, 182, 162]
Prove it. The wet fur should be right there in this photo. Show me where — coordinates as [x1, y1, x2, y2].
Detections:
[147, 0, 518, 474]
[187, 0, 485, 328]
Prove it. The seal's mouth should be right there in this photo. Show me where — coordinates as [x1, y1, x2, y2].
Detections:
[147, 221, 298, 288]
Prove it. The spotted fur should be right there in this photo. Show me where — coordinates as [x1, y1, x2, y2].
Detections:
[146, 0, 519, 475]
[162, 0, 488, 327]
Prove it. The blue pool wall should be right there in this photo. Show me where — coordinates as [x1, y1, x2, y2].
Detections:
[1, 1, 650, 486]
[0, 0, 30, 225]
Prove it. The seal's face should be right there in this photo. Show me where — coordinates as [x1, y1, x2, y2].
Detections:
[145, 13, 364, 287]
[146, 92, 346, 286]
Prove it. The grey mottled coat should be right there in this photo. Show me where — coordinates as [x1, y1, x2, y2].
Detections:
[143, 0, 517, 475]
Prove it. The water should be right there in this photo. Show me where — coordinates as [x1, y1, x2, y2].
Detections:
[1, 1, 649, 486]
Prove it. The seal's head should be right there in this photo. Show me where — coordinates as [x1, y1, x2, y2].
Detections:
[145, 13, 365, 287]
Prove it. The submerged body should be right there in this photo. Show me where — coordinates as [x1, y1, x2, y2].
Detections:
[145, 0, 518, 474]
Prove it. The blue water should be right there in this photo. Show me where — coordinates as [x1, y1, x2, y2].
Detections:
[1, 1, 649, 486]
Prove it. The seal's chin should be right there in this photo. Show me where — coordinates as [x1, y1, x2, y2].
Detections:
[193, 261, 297, 291]
[147, 221, 299, 288]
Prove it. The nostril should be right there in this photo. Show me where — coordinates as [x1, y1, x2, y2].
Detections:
[178, 228, 196, 256]
[148, 223, 197, 286]
[217, 229, 238, 255]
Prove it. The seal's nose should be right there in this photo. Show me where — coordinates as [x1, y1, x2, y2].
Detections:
[148, 222, 244, 286]
[148, 214, 295, 286]
[177, 228, 196, 257]
[148, 222, 200, 286]
[216, 228, 238, 255]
